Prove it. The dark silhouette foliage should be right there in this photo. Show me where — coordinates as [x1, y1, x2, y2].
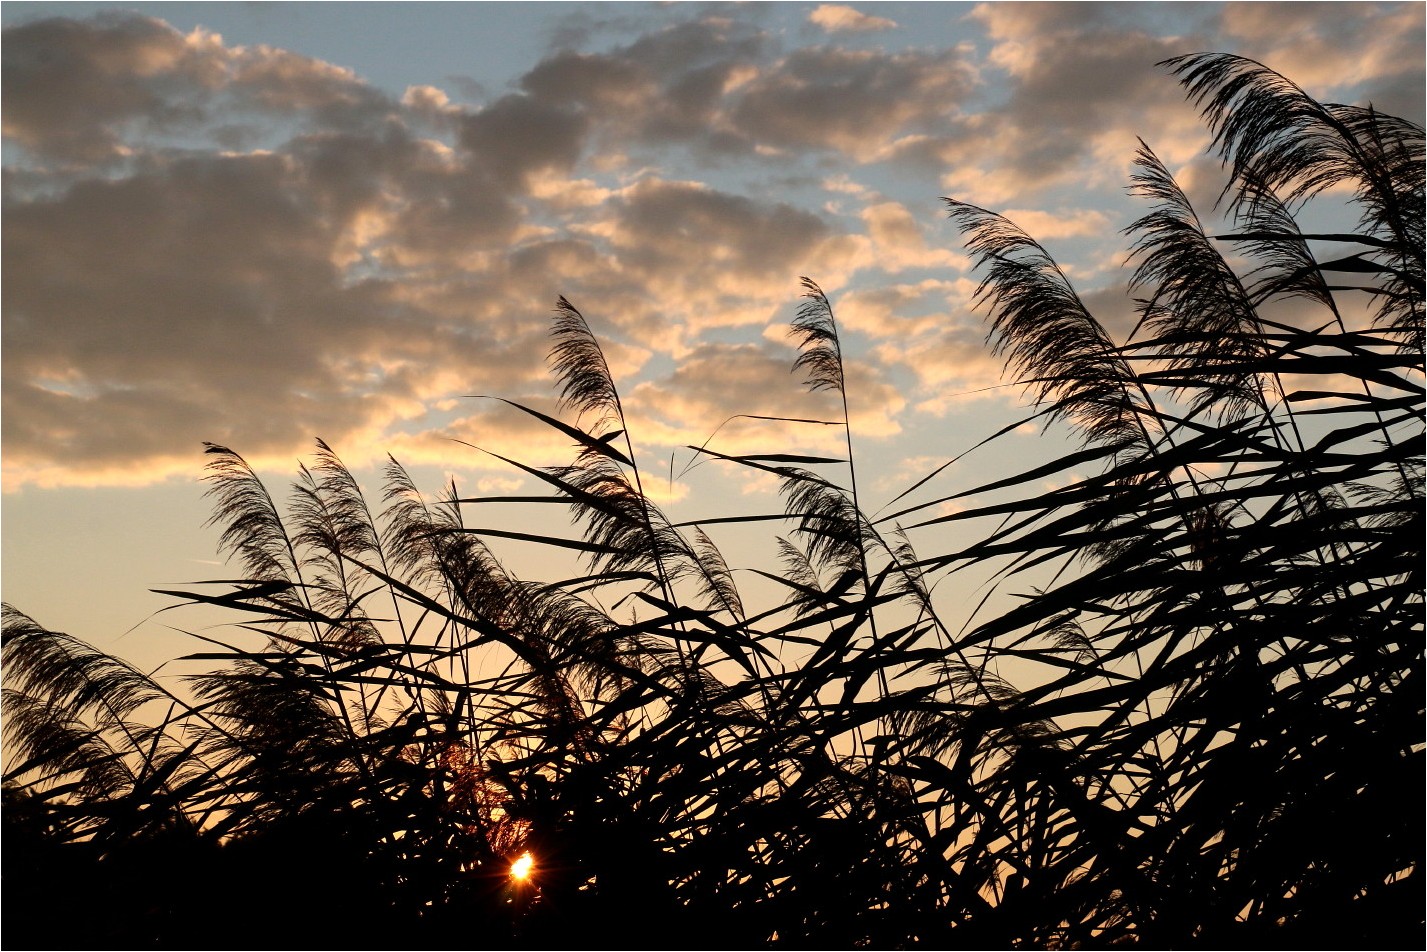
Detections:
[4, 53, 1421, 949]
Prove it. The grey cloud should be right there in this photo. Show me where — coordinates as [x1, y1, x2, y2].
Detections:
[525, 15, 765, 112]
[0, 14, 864, 484]
[729, 46, 976, 159]
[640, 341, 814, 413]
[1, 11, 858, 489]
[605, 179, 833, 297]
[626, 334, 906, 452]
[514, 19, 766, 159]
[227, 44, 394, 130]
[946, 1, 1425, 205]
[488, 179, 857, 357]
[510, 15, 976, 168]
[10, 4, 1404, 491]
[982, 32, 1195, 186]
[1001, 33, 1181, 119]
[1220, 2, 1426, 122]
[1, 14, 221, 163]
[2, 126, 543, 482]
[515, 16, 980, 167]
[973, 1, 1145, 38]
[2, 12, 402, 171]
[458, 93, 590, 190]
[4, 376, 218, 468]
[1361, 71, 1427, 128]
[1078, 284, 1141, 345]
[6, 153, 369, 462]
[520, 50, 652, 109]
[617, 16, 767, 78]
[543, 6, 682, 56]
[285, 129, 524, 265]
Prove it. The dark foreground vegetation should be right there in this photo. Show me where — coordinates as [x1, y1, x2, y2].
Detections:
[4, 54, 1422, 949]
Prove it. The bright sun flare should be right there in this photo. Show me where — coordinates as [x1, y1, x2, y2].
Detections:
[510, 851, 534, 881]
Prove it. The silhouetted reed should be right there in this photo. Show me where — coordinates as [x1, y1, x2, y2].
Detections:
[4, 53, 1420, 949]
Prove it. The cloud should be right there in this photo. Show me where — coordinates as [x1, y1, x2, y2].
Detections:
[457, 92, 590, 190]
[1219, 1, 1426, 117]
[731, 46, 978, 161]
[876, 326, 1006, 417]
[510, 19, 978, 167]
[859, 201, 967, 271]
[1, 14, 223, 164]
[227, 42, 390, 127]
[514, 18, 768, 159]
[999, 207, 1114, 241]
[834, 278, 973, 340]
[624, 341, 903, 466]
[603, 179, 830, 288]
[383, 396, 596, 473]
[808, 5, 898, 34]
[935, 1, 1425, 213]
[2, 56, 549, 491]
[935, 15, 1209, 205]
[1, 13, 398, 169]
[627, 342, 847, 455]
[573, 176, 867, 349]
[4, 5, 1419, 494]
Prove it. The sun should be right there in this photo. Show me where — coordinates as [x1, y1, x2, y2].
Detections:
[510, 851, 535, 881]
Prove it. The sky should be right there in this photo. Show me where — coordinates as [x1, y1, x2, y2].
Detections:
[3, 1, 1424, 672]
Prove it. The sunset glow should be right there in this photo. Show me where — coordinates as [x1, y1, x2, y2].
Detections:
[510, 851, 534, 882]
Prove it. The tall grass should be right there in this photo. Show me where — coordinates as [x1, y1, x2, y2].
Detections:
[5, 53, 1421, 948]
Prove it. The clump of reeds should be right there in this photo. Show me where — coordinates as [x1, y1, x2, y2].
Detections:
[4, 52, 1421, 949]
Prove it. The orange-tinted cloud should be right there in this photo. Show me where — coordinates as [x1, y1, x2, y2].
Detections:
[808, 5, 898, 34]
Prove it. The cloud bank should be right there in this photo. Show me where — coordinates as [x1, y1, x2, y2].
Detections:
[3, 4, 1421, 490]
